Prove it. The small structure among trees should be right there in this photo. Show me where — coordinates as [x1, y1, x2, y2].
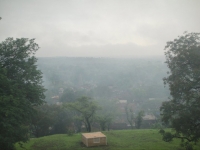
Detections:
[82, 132, 107, 147]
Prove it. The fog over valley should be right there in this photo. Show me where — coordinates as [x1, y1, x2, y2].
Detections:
[1, 1, 200, 149]
[37, 57, 169, 104]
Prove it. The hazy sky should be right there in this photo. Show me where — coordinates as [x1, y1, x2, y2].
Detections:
[0, 0, 200, 57]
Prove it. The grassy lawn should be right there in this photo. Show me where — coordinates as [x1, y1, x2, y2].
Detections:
[15, 129, 200, 150]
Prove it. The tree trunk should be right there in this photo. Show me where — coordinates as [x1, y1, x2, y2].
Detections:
[85, 118, 91, 132]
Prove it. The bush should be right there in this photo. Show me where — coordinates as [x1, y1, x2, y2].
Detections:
[67, 129, 74, 136]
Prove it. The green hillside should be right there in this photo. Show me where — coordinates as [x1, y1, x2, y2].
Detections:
[15, 129, 200, 150]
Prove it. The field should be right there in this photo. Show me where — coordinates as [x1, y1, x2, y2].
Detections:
[15, 129, 200, 150]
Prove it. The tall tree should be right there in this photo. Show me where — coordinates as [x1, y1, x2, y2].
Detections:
[0, 38, 45, 150]
[65, 96, 99, 132]
[31, 104, 73, 137]
[125, 104, 135, 129]
[135, 110, 144, 129]
[31, 104, 54, 138]
[160, 32, 200, 146]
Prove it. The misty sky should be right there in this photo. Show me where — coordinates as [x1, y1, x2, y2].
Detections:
[0, 0, 200, 57]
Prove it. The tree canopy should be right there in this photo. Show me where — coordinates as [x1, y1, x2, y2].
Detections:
[160, 32, 200, 146]
[0, 38, 45, 150]
[65, 96, 99, 132]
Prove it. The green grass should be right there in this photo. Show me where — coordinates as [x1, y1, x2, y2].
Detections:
[15, 129, 200, 150]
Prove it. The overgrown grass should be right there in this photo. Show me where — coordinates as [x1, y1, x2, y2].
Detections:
[15, 129, 200, 150]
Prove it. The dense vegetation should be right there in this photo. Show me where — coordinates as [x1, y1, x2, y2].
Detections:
[160, 32, 200, 148]
[0, 38, 45, 150]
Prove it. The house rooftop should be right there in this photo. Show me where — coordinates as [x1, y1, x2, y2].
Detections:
[118, 100, 127, 103]
[143, 114, 156, 120]
[82, 132, 106, 138]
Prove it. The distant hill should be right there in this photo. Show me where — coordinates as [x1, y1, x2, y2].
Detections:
[36, 57, 169, 103]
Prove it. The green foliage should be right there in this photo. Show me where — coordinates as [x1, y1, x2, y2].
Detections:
[0, 38, 45, 150]
[96, 115, 111, 131]
[67, 129, 74, 136]
[159, 129, 174, 142]
[151, 121, 164, 129]
[31, 105, 54, 137]
[160, 32, 200, 148]
[125, 104, 135, 129]
[180, 142, 194, 150]
[135, 110, 144, 129]
[65, 96, 99, 132]
[31, 104, 73, 137]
